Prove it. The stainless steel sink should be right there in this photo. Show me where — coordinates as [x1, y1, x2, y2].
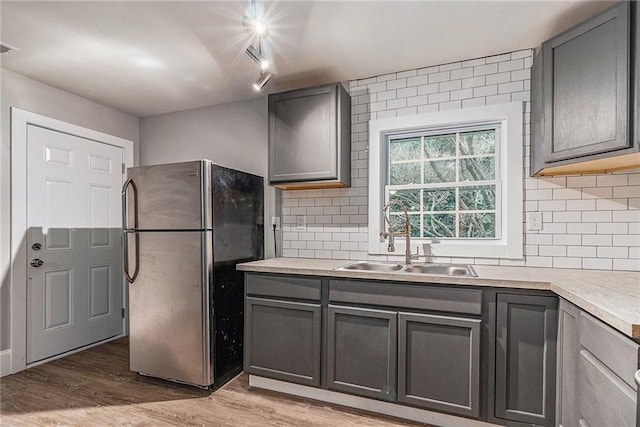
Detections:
[336, 261, 478, 277]
[336, 261, 404, 272]
[401, 263, 478, 277]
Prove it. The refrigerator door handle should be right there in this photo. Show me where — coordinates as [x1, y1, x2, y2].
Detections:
[122, 178, 140, 283]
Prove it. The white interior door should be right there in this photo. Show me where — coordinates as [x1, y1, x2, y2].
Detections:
[26, 124, 124, 364]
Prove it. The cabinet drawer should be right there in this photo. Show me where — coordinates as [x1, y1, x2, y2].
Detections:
[329, 279, 482, 315]
[578, 349, 636, 427]
[579, 311, 640, 390]
[245, 273, 321, 301]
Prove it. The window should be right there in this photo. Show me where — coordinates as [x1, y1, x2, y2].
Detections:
[368, 103, 523, 259]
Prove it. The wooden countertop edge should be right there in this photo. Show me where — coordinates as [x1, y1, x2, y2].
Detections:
[237, 260, 640, 340]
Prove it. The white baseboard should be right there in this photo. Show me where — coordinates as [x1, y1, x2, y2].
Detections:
[0, 350, 12, 377]
[249, 375, 498, 427]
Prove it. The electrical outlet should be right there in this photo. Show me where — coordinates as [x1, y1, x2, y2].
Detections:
[271, 216, 280, 230]
[296, 215, 306, 231]
[527, 212, 542, 231]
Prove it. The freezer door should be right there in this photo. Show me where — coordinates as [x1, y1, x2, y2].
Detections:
[211, 164, 264, 263]
[125, 161, 211, 230]
[128, 231, 213, 386]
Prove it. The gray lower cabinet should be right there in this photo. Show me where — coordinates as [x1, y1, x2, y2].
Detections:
[557, 299, 639, 427]
[494, 293, 557, 427]
[244, 297, 321, 386]
[397, 312, 481, 418]
[556, 299, 580, 427]
[326, 305, 397, 401]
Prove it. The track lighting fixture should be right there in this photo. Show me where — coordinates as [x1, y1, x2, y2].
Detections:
[244, 0, 273, 91]
[246, 44, 269, 71]
[253, 71, 273, 91]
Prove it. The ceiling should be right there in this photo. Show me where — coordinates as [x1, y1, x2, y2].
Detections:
[1, 1, 613, 117]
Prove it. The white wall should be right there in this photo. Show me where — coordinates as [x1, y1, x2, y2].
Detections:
[139, 97, 278, 259]
[280, 50, 640, 272]
[0, 69, 140, 351]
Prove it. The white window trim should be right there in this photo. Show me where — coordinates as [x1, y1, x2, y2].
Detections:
[368, 102, 523, 259]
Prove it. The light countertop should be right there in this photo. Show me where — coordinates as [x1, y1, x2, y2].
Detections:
[237, 257, 640, 339]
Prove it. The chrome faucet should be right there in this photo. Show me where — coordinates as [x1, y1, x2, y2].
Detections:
[422, 239, 440, 263]
[381, 200, 419, 265]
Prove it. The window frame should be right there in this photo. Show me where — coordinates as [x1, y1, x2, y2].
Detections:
[368, 102, 523, 259]
[385, 123, 502, 240]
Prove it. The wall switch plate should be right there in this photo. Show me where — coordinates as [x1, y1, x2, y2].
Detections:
[296, 215, 307, 231]
[527, 212, 542, 231]
[271, 216, 280, 230]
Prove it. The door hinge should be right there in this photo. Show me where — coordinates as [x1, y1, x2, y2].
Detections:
[122, 163, 126, 174]
[121, 308, 126, 318]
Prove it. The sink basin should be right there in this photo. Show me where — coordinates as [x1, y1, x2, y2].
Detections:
[401, 263, 478, 277]
[336, 261, 478, 277]
[337, 261, 404, 272]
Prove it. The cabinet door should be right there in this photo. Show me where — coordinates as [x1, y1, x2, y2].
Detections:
[556, 299, 580, 427]
[327, 305, 397, 401]
[542, 2, 630, 163]
[244, 297, 321, 386]
[635, 1, 639, 147]
[578, 349, 637, 427]
[397, 313, 480, 418]
[269, 85, 337, 183]
[495, 293, 557, 426]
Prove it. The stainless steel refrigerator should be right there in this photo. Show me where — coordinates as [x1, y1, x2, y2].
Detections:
[122, 160, 263, 388]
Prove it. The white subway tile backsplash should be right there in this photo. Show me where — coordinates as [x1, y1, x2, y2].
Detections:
[613, 259, 640, 270]
[439, 79, 462, 91]
[582, 211, 612, 222]
[473, 85, 498, 97]
[596, 198, 628, 211]
[397, 70, 417, 79]
[597, 246, 628, 259]
[280, 49, 638, 272]
[597, 175, 628, 187]
[428, 71, 450, 84]
[597, 223, 628, 234]
[582, 258, 613, 270]
[462, 76, 486, 88]
[567, 246, 596, 258]
[582, 234, 612, 246]
[553, 257, 581, 269]
[566, 176, 596, 188]
[613, 186, 640, 198]
[451, 68, 474, 80]
[474, 63, 498, 76]
[566, 200, 596, 211]
[498, 59, 524, 72]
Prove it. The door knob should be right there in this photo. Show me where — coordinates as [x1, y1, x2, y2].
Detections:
[30, 259, 44, 268]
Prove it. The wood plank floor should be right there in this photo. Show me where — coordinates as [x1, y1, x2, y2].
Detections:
[1, 338, 427, 426]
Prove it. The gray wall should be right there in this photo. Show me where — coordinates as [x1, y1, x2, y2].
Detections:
[139, 97, 278, 259]
[0, 69, 140, 351]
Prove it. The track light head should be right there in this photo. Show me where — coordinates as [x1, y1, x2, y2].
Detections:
[253, 71, 273, 91]
[243, 15, 269, 38]
[246, 45, 269, 70]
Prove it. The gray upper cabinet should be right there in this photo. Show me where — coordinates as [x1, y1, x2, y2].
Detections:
[636, 1, 639, 147]
[493, 293, 557, 427]
[397, 312, 481, 418]
[268, 83, 351, 189]
[531, 1, 640, 176]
